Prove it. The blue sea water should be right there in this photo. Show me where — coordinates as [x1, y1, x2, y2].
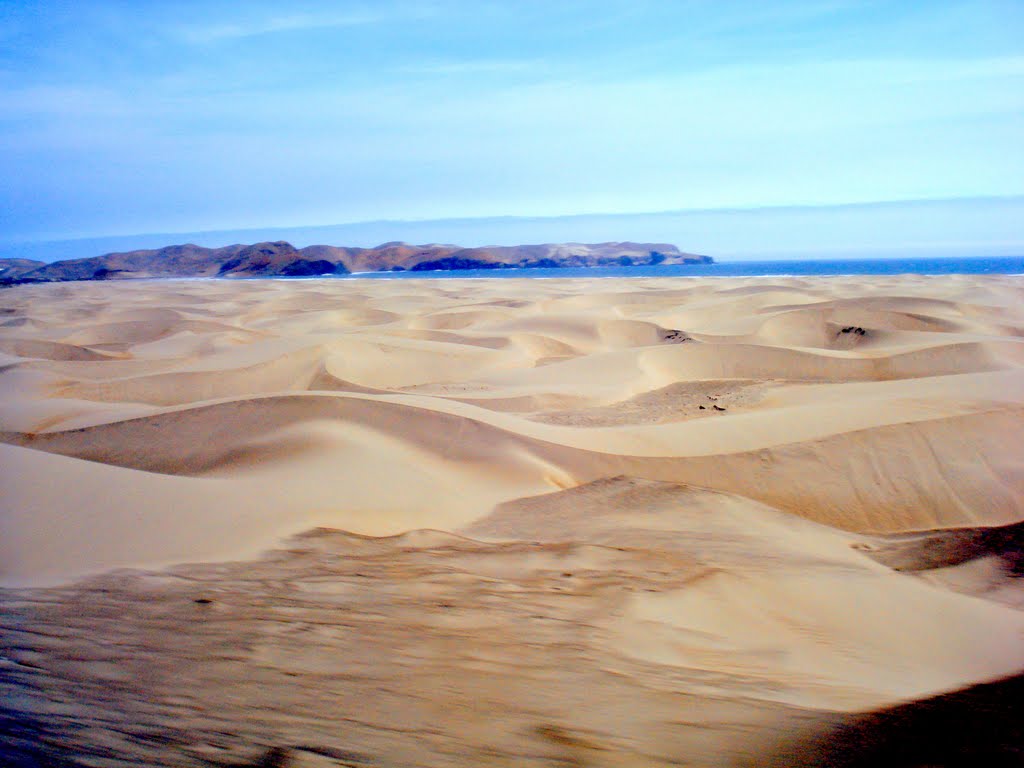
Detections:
[343, 255, 1024, 280]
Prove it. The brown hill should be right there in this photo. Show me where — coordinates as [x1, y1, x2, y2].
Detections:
[0, 258, 46, 280]
[11, 243, 248, 282]
[3, 241, 711, 284]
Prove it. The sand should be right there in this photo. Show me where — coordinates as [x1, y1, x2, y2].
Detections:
[1, 274, 1022, 766]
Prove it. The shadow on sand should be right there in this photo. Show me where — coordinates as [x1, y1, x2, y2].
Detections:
[775, 672, 1024, 767]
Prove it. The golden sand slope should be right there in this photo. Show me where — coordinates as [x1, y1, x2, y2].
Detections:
[1, 275, 1023, 766]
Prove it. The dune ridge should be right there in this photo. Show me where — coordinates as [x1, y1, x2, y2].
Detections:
[1, 274, 1023, 766]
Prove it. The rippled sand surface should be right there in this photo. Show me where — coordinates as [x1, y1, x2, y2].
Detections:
[2, 275, 1023, 766]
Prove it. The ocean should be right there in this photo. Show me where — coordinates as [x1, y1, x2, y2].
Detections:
[344, 255, 1024, 280]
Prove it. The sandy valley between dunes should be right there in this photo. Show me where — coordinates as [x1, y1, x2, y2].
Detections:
[1, 274, 1023, 766]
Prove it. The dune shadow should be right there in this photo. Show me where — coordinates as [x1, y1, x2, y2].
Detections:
[0, 706, 83, 767]
[776, 672, 1024, 767]
[861, 519, 1024, 574]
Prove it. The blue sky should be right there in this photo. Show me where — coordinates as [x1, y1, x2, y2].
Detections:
[1, 0, 1022, 244]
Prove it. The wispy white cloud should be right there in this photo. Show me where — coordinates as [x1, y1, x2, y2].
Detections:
[173, 4, 433, 44]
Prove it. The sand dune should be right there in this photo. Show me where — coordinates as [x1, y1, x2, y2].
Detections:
[1, 274, 1023, 766]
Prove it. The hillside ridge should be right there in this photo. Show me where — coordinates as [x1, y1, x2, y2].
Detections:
[1, 241, 712, 284]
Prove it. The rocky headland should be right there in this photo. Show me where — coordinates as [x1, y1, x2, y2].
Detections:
[0, 241, 711, 285]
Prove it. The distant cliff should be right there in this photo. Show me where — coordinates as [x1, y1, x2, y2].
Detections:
[1, 241, 712, 285]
